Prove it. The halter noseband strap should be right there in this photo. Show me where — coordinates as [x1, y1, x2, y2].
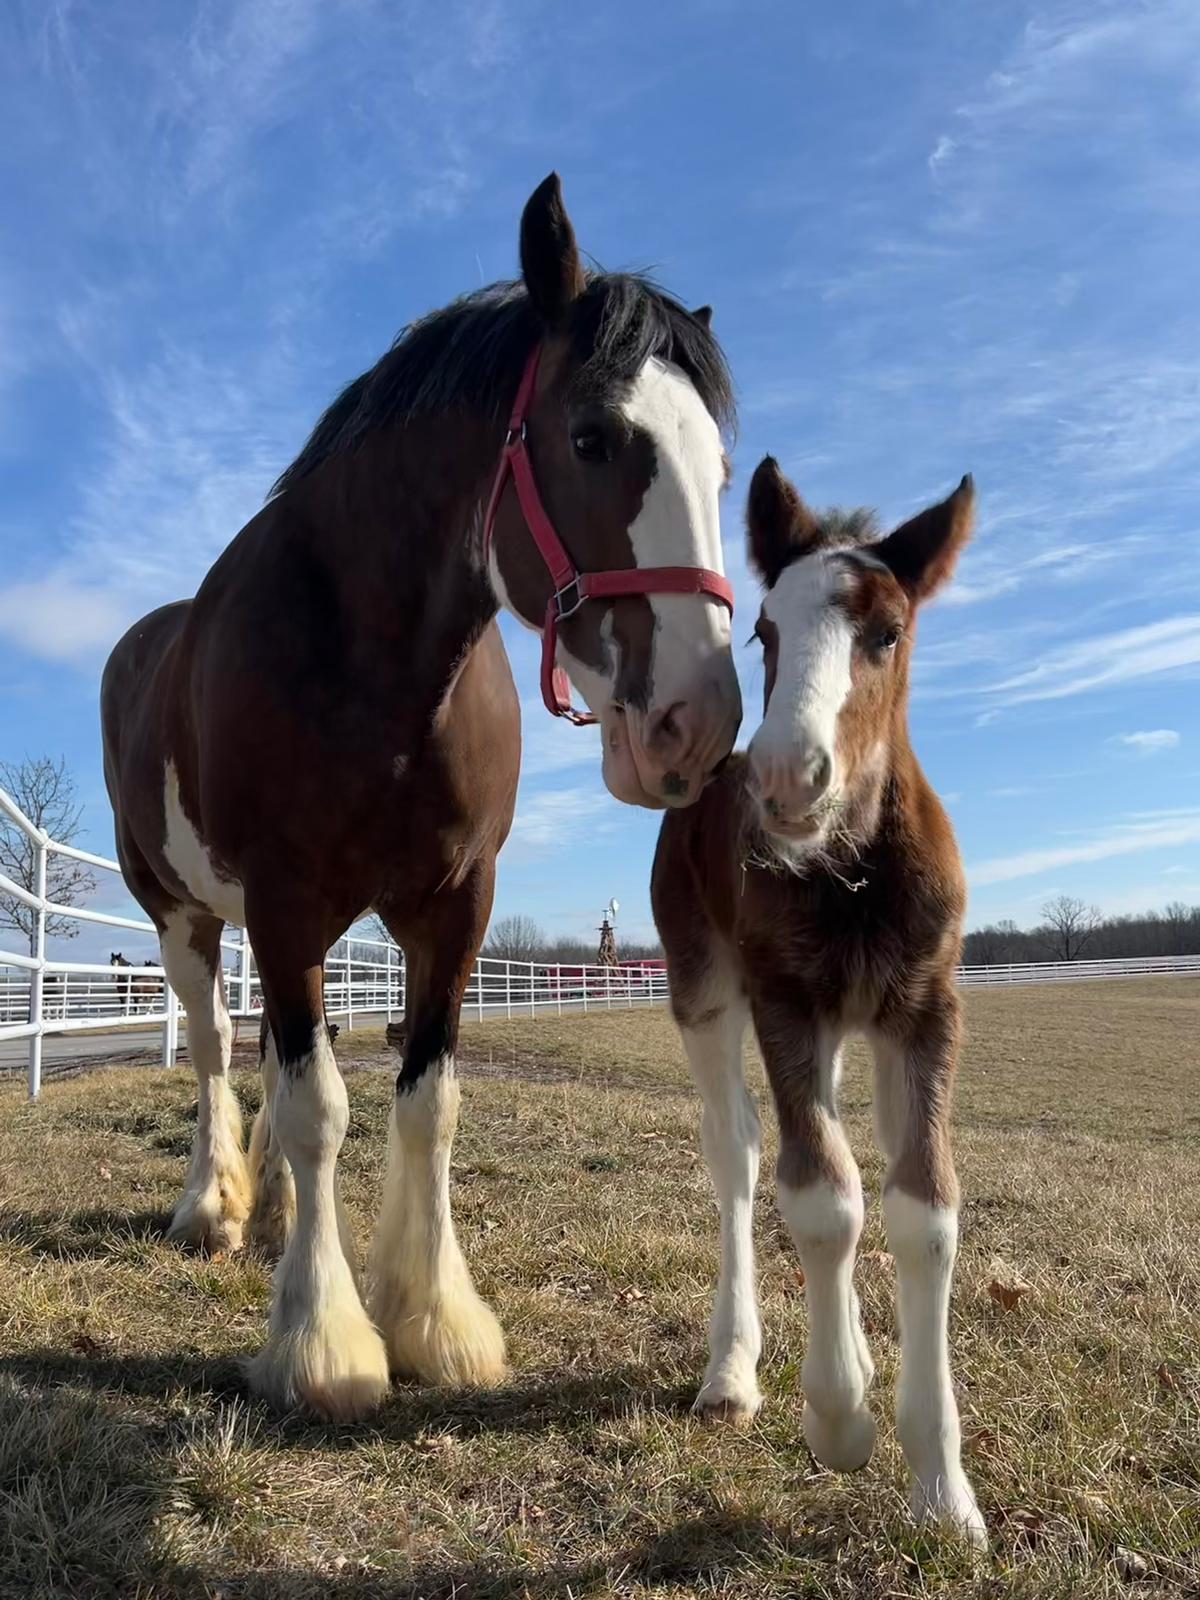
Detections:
[481, 345, 735, 725]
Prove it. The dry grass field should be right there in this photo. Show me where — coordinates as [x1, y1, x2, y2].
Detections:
[1, 979, 1198, 1598]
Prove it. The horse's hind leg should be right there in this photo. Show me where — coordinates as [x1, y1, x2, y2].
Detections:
[369, 868, 506, 1387]
[161, 909, 251, 1253]
[247, 1019, 297, 1257]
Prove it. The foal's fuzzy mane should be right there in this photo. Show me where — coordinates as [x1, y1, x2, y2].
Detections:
[272, 274, 735, 497]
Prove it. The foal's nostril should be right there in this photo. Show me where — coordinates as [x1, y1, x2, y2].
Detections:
[808, 750, 832, 795]
[646, 701, 690, 759]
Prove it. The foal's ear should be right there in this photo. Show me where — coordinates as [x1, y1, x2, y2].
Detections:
[691, 304, 714, 329]
[875, 474, 975, 602]
[746, 456, 820, 586]
[520, 173, 586, 326]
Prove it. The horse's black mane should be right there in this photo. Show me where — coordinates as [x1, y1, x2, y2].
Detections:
[272, 273, 735, 497]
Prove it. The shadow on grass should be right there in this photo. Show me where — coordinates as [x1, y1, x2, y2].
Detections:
[1, 1345, 696, 1444]
[1, 1360, 826, 1599]
[0, 1205, 172, 1257]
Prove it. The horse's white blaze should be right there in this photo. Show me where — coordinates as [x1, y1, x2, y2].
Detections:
[883, 1189, 985, 1544]
[159, 909, 250, 1252]
[162, 762, 245, 924]
[369, 1061, 506, 1386]
[778, 1172, 877, 1472]
[749, 555, 854, 807]
[617, 357, 731, 694]
[681, 995, 763, 1420]
[246, 1031, 389, 1420]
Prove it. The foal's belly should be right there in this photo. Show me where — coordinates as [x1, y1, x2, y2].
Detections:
[161, 762, 246, 925]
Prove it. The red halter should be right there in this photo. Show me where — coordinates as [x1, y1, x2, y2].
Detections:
[481, 345, 735, 725]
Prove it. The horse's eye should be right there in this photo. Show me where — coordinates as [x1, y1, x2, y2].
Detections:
[876, 626, 902, 653]
[572, 428, 613, 464]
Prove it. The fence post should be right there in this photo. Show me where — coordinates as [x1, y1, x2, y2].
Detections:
[477, 958, 484, 1020]
[163, 978, 178, 1069]
[346, 944, 354, 1032]
[505, 962, 512, 1020]
[530, 961, 536, 1018]
[386, 942, 394, 1024]
[238, 926, 252, 1017]
[556, 965, 562, 1016]
[27, 840, 47, 1100]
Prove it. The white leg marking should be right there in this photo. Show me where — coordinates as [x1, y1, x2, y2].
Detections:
[369, 1061, 506, 1387]
[247, 1029, 296, 1257]
[884, 1190, 986, 1547]
[779, 1173, 876, 1471]
[682, 1003, 763, 1424]
[160, 913, 249, 1254]
[246, 1032, 389, 1420]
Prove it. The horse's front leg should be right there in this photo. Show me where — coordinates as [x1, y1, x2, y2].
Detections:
[245, 897, 389, 1421]
[369, 872, 506, 1387]
[871, 997, 986, 1547]
[755, 1000, 876, 1471]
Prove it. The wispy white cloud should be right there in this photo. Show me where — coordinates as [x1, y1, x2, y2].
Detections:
[927, 135, 956, 178]
[970, 808, 1200, 887]
[507, 786, 616, 859]
[1112, 728, 1180, 754]
[987, 614, 1200, 705]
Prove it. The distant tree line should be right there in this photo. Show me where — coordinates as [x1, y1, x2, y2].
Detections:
[963, 895, 1200, 966]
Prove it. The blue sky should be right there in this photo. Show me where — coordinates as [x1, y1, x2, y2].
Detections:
[2, 0, 1198, 959]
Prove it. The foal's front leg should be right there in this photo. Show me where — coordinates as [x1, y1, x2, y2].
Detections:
[755, 1004, 876, 1470]
[679, 992, 763, 1423]
[871, 1002, 985, 1546]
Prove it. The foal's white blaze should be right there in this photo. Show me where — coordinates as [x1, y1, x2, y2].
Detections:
[247, 1029, 390, 1420]
[884, 1189, 986, 1546]
[162, 762, 245, 925]
[748, 555, 854, 820]
[369, 1060, 506, 1386]
[159, 909, 249, 1253]
[680, 991, 763, 1422]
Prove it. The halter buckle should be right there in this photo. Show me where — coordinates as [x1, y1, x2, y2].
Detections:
[551, 576, 587, 621]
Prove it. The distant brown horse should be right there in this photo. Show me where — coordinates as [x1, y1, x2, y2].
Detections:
[654, 460, 985, 1543]
[101, 175, 740, 1421]
[110, 952, 158, 1014]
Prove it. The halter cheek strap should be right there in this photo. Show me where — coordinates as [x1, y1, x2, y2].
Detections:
[481, 345, 735, 724]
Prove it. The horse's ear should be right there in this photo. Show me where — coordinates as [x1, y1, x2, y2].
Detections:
[520, 173, 586, 326]
[875, 475, 975, 601]
[692, 304, 713, 329]
[746, 456, 820, 586]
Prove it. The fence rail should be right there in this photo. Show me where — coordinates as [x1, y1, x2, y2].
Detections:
[4, 783, 1198, 1095]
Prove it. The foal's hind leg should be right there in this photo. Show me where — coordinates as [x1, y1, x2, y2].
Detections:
[870, 999, 985, 1546]
[754, 1000, 876, 1471]
[160, 909, 251, 1253]
[369, 871, 506, 1387]
[247, 1021, 297, 1257]
[673, 962, 763, 1424]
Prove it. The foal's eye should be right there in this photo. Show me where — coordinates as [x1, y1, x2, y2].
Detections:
[875, 626, 903, 653]
[572, 428, 614, 464]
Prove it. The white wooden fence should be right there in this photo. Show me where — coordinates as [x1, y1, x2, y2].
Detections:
[0, 784, 666, 1098]
[4, 783, 1198, 1098]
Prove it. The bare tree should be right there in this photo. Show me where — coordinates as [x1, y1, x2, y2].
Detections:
[0, 756, 98, 954]
[963, 919, 1020, 966]
[484, 914, 545, 963]
[1038, 895, 1102, 962]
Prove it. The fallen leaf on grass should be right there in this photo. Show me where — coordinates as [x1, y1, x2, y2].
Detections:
[97, 1162, 112, 1182]
[793, 1266, 806, 1290]
[72, 1330, 106, 1357]
[615, 1286, 646, 1305]
[987, 1258, 1032, 1310]
[1115, 1546, 1149, 1582]
[860, 1250, 893, 1270]
[1155, 1362, 1181, 1394]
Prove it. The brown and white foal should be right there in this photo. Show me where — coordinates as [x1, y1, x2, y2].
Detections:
[653, 459, 985, 1543]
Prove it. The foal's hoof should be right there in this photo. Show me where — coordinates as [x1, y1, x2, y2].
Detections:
[693, 1376, 763, 1428]
[912, 1474, 988, 1550]
[803, 1402, 876, 1471]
